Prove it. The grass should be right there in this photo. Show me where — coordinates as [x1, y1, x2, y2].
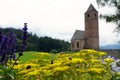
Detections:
[17, 51, 77, 63]
[63, 51, 79, 54]
[17, 51, 39, 63]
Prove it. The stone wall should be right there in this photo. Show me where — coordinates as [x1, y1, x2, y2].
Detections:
[71, 39, 85, 51]
[85, 7, 99, 50]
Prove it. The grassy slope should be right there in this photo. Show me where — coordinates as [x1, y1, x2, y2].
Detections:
[17, 51, 39, 63]
[17, 51, 77, 63]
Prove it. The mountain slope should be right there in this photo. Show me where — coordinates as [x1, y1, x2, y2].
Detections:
[100, 44, 120, 49]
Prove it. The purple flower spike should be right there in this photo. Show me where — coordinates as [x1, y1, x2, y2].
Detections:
[23, 23, 28, 31]
[18, 23, 28, 57]
[0, 23, 28, 65]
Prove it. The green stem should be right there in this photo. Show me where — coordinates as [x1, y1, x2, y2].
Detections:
[107, 64, 111, 80]
[91, 75, 94, 80]
[9, 56, 21, 72]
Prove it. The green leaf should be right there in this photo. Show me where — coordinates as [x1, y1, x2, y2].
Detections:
[7, 73, 14, 80]
[0, 78, 4, 80]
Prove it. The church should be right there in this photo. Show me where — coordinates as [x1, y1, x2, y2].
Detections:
[71, 4, 99, 51]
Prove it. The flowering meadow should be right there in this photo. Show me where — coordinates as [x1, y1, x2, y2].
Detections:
[8, 49, 120, 80]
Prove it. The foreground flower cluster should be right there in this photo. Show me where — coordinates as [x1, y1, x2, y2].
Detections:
[0, 23, 28, 80]
[13, 49, 120, 80]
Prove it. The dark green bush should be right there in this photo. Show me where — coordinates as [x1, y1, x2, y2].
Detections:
[50, 49, 58, 54]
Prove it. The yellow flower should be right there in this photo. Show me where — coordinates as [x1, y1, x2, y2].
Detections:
[40, 69, 54, 76]
[56, 53, 71, 58]
[20, 68, 40, 80]
[18, 69, 30, 74]
[93, 64, 103, 68]
[33, 52, 51, 57]
[79, 49, 98, 58]
[90, 59, 100, 64]
[16, 62, 39, 75]
[96, 76, 103, 80]
[7, 60, 21, 67]
[87, 68, 106, 74]
[71, 58, 84, 64]
[76, 69, 86, 73]
[98, 52, 107, 56]
[80, 49, 96, 54]
[104, 58, 114, 63]
[26, 59, 38, 63]
[25, 69, 40, 76]
[115, 72, 120, 77]
[49, 62, 62, 67]
[13, 64, 22, 70]
[53, 66, 69, 72]
[24, 63, 38, 68]
[72, 52, 80, 56]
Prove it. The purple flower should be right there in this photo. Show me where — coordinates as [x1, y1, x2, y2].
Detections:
[0, 23, 28, 65]
[18, 23, 28, 57]
[0, 29, 16, 64]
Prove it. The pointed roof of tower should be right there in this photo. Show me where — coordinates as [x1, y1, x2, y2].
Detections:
[86, 4, 97, 12]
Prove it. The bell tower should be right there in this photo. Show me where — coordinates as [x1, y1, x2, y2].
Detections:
[85, 4, 99, 50]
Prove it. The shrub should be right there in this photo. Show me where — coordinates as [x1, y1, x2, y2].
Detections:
[50, 49, 58, 54]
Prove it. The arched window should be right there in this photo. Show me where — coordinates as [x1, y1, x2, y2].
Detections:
[94, 14, 97, 17]
[87, 14, 90, 18]
[77, 41, 79, 48]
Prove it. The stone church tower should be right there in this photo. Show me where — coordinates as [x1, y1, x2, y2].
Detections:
[85, 4, 99, 50]
[71, 4, 99, 51]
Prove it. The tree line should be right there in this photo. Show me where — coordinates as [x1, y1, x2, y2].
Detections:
[0, 27, 70, 53]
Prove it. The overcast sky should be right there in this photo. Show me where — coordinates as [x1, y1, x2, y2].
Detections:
[0, 0, 119, 46]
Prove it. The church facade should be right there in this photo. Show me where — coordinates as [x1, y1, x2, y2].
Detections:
[71, 4, 99, 51]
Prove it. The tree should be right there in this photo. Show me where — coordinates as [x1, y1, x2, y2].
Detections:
[36, 36, 70, 52]
[0, 27, 70, 52]
[96, 0, 120, 32]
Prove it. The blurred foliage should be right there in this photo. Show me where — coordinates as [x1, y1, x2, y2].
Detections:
[96, 0, 120, 33]
[50, 49, 58, 54]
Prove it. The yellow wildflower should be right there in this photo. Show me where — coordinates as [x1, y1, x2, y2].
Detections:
[26, 59, 38, 63]
[33, 52, 51, 57]
[49, 62, 62, 67]
[93, 64, 103, 68]
[104, 58, 114, 63]
[40, 69, 54, 76]
[98, 52, 106, 56]
[56, 53, 71, 58]
[115, 72, 120, 77]
[24, 63, 38, 68]
[76, 69, 86, 73]
[78, 49, 98, 58]
[71, 58, 84, 64]
[13, 64, 22, 70]
[87, 68, 106, 74]
[80, 49, 97, 55]
[53, 66, 69, 72]
[25, 69, 40, 76]
[90, 59, 100, 64]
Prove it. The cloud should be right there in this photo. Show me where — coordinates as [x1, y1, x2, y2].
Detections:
[0, 0, 118, 46]
[99, 20, 118, 46]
